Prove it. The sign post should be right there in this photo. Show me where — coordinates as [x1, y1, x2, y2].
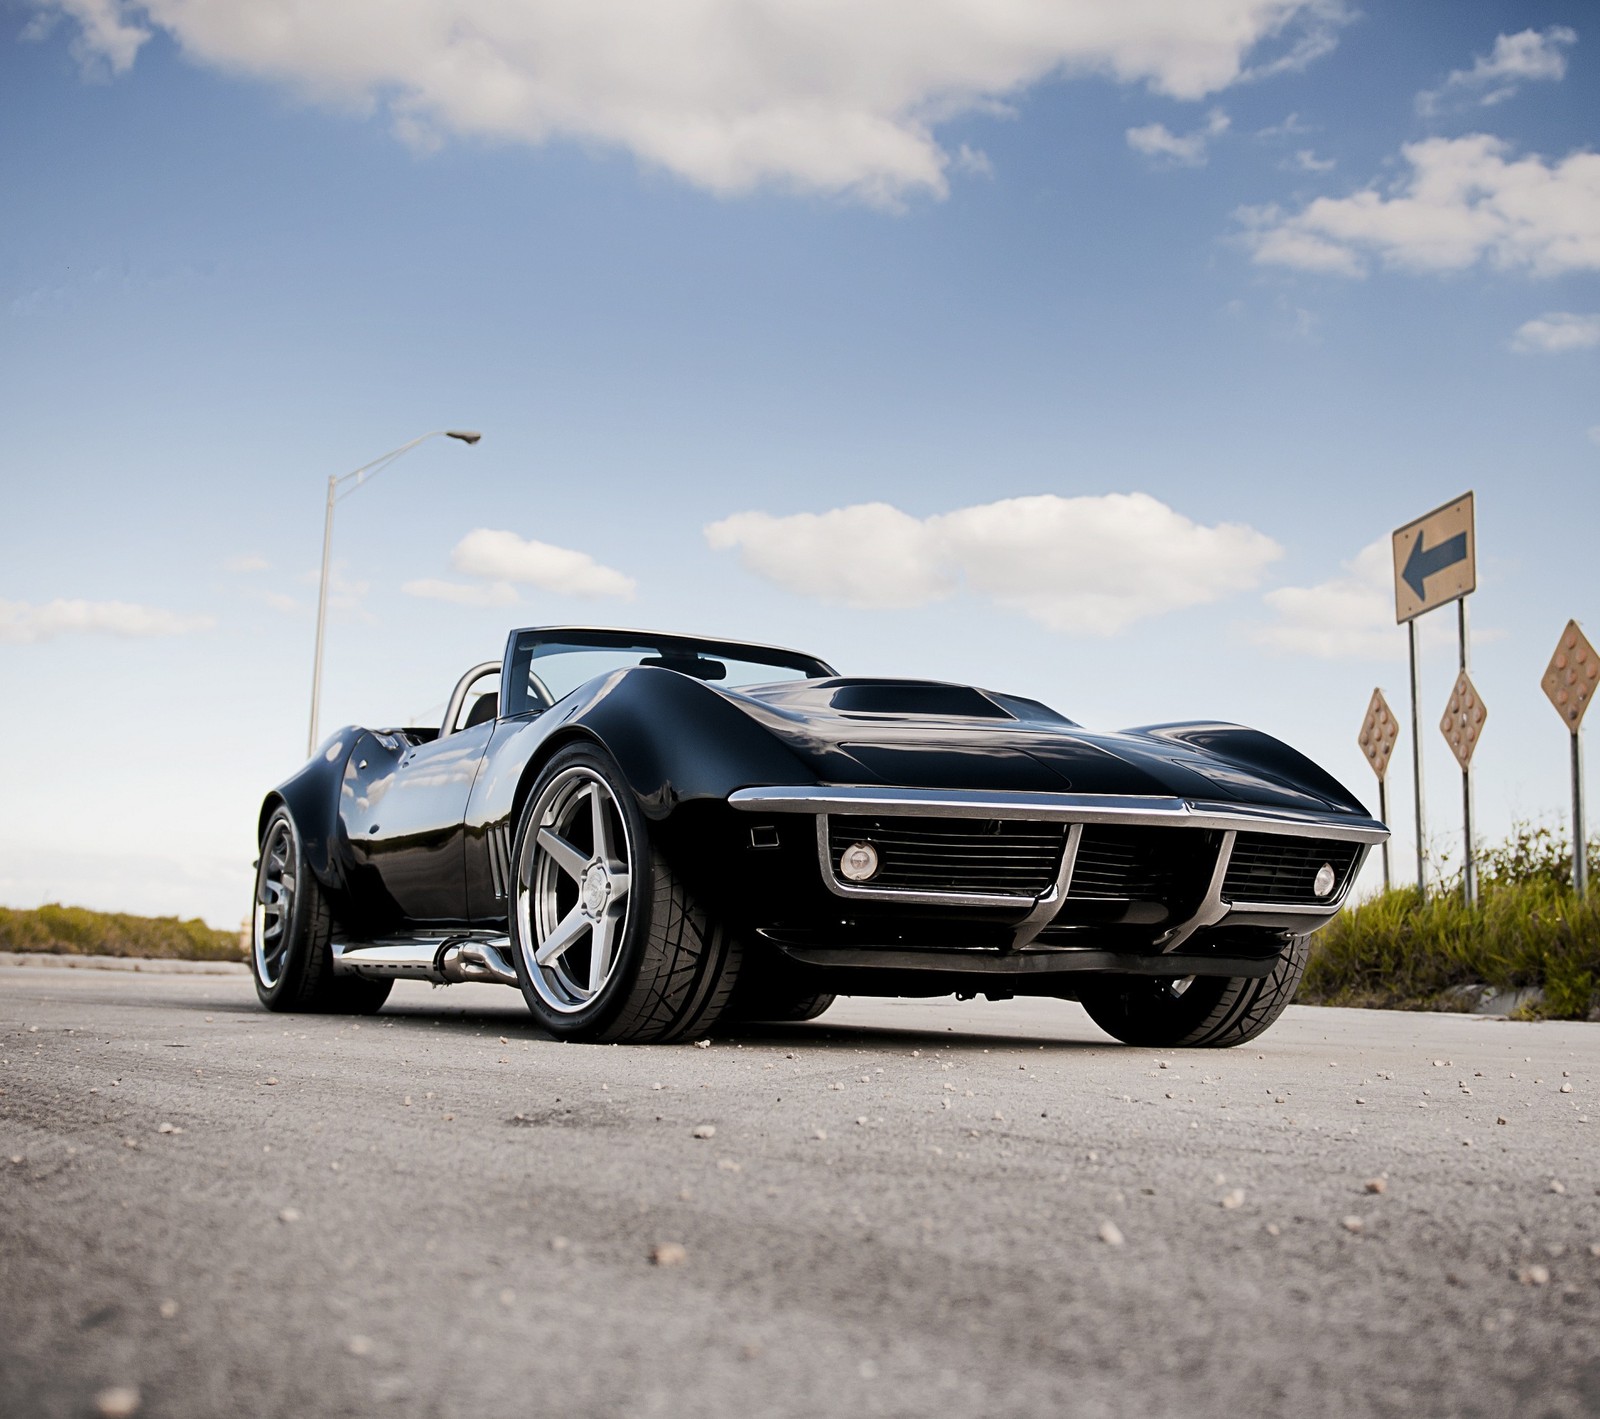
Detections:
[1541, 620, 1598, 898]
[1357, 689, 1398, 891]
[1439, 670, 1486, 905]
[1392, 492, 1476, 895]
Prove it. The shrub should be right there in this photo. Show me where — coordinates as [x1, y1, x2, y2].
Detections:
[0, 904, 243, 961]
[1302, 823, 1600, 1020]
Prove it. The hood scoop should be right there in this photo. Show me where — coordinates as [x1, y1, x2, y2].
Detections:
[826, 680, 1013, 720]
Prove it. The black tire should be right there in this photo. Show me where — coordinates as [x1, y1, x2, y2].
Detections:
[726, 975, 836, 1025]
[251, 807, 392, 1015]
[1078, 935, 1309, 1049]
[508, 743, 742, 1043]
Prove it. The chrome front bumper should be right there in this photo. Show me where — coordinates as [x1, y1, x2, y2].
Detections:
[729, 785, 1388, 953]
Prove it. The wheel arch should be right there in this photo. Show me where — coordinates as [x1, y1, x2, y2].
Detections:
[259, 728, 362, 890]
[509, 669, 818, 833]
[507, 725, 609, 843]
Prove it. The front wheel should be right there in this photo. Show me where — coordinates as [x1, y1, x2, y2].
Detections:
[1077, 936, 1309, 1048]
[508, 744, 742, 1043]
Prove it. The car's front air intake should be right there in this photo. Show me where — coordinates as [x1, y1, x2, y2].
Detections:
[1222, 833, 1360, 904]
[1066, 825, 1192, 901]
[825, 815, 1065, 897]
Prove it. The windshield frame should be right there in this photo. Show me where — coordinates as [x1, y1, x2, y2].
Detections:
[502, 626, 836, 717]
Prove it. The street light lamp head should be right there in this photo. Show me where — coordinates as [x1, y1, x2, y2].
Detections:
[447, 430, 482, 445]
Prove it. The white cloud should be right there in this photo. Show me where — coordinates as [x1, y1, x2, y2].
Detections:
[28, 0, 150, 73]
[32, 0, 1345, 204]
[0, 598, 215, 644]
[1511, 312, 1600, 354]
[1248, 538, 1400, 660]
[1239, 135, 1600, 278]
[223, 553, 269, 573]
[1256, 112, 1312, 139]
[401, 577, 519, 608]
[1588, 425, 1600, 446]
[448, 528, 635, 600]
[1127, 108, 1229, 167]
[706, 492, 1281, 635]
[706, 504, 955, 610]
[1285, 148, 1334, 173]
[1417, 27, 1577, 115]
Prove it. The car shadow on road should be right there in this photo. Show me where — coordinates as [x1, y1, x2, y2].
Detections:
[360, 1000, 1114, 1053]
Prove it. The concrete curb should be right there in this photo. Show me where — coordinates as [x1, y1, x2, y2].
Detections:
[0, 951, 249, 976]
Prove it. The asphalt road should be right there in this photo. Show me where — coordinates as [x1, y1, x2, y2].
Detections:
[3, 965, 1597, 1419]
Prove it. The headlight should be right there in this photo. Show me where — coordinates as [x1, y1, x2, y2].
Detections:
[1313, 862, 1337, 898]
[840, 842, 880, 882]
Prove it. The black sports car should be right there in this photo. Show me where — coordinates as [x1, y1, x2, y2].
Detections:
[252, 625, 1386, 1047]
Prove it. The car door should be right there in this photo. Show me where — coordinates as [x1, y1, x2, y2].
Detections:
[339, 666, 500, 924]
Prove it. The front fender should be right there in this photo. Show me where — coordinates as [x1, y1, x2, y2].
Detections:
[1131, 721, 1372, 817]
[568, 668, 821, 816]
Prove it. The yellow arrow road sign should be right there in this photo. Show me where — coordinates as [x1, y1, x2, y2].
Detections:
[1392, 492, 1475, 624]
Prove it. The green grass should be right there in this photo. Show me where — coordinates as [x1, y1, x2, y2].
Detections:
[1302, 824, 1600, 1020]
[0, 904, 243, 962]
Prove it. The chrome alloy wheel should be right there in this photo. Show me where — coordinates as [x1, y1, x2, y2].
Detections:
[253, 816, 297, 989]
[515, 766, 634, 1014]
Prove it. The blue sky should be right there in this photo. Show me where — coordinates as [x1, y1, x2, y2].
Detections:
[2, 1, 1597, 928]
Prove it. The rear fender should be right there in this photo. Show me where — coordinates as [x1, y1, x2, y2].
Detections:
[258, 730, 360, 890]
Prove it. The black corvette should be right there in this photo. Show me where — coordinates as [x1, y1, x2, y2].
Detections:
[252, 625, 1386, 1047]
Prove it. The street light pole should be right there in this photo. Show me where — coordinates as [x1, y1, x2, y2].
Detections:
[306, 429, 481, 757]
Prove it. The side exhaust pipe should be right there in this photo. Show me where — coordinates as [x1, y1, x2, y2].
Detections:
[334, 933, 519, 989]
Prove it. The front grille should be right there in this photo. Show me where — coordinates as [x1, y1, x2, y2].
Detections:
[1222, 834, 1360, 904]
[1067, 825, 1192, 901]
[826, 815, 1065, 897]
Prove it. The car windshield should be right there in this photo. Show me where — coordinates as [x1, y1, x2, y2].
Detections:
[504, 629, 833, 715]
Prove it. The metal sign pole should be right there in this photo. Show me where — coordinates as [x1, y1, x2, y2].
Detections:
[1458, 599, 1475, 907]
[1408, 620, 1427, 894]
[1541, 620, 1597, 900]
[1377, 779, 1391, 891]
[1358, 688, 1399, 893]
[1574, 728, 1588, 900]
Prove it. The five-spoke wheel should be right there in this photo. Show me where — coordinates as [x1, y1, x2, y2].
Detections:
[508, 743, 744, 1042]
[516, 763, 634, 1012]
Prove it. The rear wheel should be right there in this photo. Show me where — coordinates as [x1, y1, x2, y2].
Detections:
[1078, 935, 1309, 1049]
[509, 744, 742, 1043]
[251, 807, 392, 1015]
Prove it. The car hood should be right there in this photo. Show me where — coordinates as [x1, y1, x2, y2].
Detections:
[726, 677, 1359, 814]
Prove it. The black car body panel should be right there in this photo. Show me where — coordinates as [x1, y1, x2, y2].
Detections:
[258, 625, 1386, 1001]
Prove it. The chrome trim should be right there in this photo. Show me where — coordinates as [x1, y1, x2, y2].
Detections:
[441, 661, 501, 738]
[731, 786, 1388, 845]
[1227, 899, 1347, 917]
[1012, 823, 1084, 949]
[1156, 830, 1235, 954]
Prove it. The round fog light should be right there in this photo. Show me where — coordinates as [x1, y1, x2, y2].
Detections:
[1313, 862, 1337, 898]
[840, 841, 880, 883]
